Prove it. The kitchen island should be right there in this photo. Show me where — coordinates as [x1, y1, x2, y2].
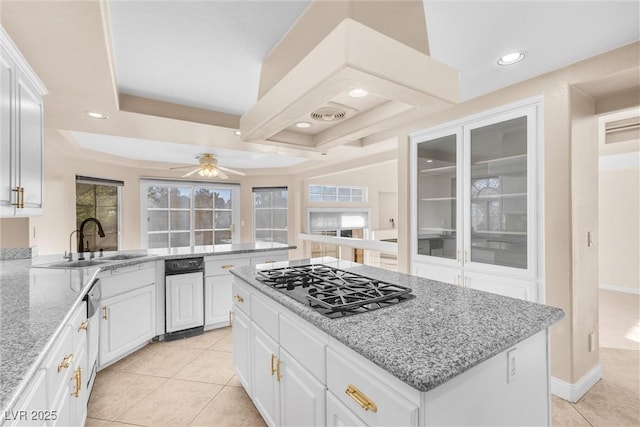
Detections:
[230, 257, 565, 426]
[0, 242, 293, 425]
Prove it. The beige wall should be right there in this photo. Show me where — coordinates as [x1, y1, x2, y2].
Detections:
[569, 87, 599, 381]
[598, 115, 640, 293]
[361, 42, 639, 385]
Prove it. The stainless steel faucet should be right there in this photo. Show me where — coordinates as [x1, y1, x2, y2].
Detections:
[63, 229, 79, 261]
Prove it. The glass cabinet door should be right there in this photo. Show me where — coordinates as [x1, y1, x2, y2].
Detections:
[465, 110, 533, 270]
[415, 130, 461, 261]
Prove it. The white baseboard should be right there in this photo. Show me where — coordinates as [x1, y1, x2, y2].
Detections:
[599, 283, 640, 295]
[551, 363, 602, 403]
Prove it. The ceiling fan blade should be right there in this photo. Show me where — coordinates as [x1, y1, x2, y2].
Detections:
[217, 169, 229, 180]
[181, 167, 201, 178]
[217, 166, 246, 176]
[169, 165, 198, 170]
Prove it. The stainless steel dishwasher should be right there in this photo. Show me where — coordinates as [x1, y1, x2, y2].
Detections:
[164, 257, 205, 341]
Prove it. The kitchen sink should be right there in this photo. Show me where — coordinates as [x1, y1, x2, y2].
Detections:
[101, 254, 149, 261]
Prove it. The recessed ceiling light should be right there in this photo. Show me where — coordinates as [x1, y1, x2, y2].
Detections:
[295, 122, 312, 129]
[426, 159, 433, 163]
[83, 111, 108, 119]
[233, 130, 241, 136]
[497, 51, 526, 66]
[348, 88, 368, 98]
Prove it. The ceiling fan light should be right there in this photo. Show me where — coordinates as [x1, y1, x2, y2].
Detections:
[348, 88, 368, 98]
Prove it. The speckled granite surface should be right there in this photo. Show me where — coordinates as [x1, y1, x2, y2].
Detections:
[0, 242, 294, 413]
[230, 258, 565, 393]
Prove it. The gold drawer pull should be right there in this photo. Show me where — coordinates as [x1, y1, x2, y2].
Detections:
[58, 353, 74, 372]
[11, 187, 24, 209]
[103, 306, 108, 320]
[72, 366, 82, 397]
[228, 311, 233, 326]
[345, 384, 377, 413]
[234, 294, 244, 303]
[263, 260, 276, 264]
[270, 353, 276, 376]
[276, 358, 281, 382]
[221, 264, 234, 270]
[77, 320, 89, 332]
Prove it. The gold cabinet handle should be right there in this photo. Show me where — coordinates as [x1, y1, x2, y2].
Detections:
[228, 310, 233, 326]
[345, 384, 377, 413]
[221, 264, 234, 270]
[276, 358, 281, 382]
[77, 320, 89, 332]
[11, 187, 24, 209]
[234, 294, 244, 303]
[58, 353, 74, 372]
[270, 353, 276, 376]
[263, 260, 276, 264]
[103, 306, 108, 320]
[72, 366, 82, 397]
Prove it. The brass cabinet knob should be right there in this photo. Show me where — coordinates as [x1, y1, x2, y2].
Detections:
[58, 353, 74, 372]
[77, 320, 89, 332]
[233, 295, 244, 303]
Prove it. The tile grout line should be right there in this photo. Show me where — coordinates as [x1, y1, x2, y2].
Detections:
[185, 384, 228, 427]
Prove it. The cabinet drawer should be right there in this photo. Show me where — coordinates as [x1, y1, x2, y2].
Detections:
[280, 314, 327, 384]
[231, 279, 251, 315]
[250, 252, 287, 266]
[69, 301, 88, 350]
[42, 325, 73, 406]
[251, 293, 278, 342]
[7, 369, 47, 426]
[206, 257, 250, 277]
[100, 264, 155, 299]
[327, 348, 419, 427]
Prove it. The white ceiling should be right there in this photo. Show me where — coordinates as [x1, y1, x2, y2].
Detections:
[17, 0, 636, 171]
[424, 1, 640, 101]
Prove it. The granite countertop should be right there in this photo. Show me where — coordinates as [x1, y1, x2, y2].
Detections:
[230, 258, 565, 393]
[0, 242, 294, 413]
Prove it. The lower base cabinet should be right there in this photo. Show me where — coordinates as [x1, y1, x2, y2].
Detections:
[233, 276, 551, 427]
[279, 348, 326, 427]
[99, 284, 156, 367]
[326, 391, 365, 427]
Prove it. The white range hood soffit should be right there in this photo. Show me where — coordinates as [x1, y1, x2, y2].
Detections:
[240, 19, 459, 151]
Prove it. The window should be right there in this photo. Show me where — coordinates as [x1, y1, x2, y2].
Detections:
[141, 180, 240, 249]
[309, 185, 365, 202]
[254, 187, 288, 244]
[75, 176, 122, 252]
[308, 208, 369, 237]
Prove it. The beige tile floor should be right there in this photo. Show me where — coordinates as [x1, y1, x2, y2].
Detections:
[88, 290, 639, 427]
[86, 327, 265, 427]
[552, 290, 640, 427]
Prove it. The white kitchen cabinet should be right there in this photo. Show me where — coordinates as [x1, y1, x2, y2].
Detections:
[233, 278, 327, 427]
[411, 99, 541, 302]
[204, 252, 286, 329]
[0, 27, 46, 217]
[166, 271, 204, 333]
[99, 284, 156, 368]
[279, 348, 326, 427]
[326, 391, 366, 427]
[4, 370, 47, 427]
[231, 307, 252, 393]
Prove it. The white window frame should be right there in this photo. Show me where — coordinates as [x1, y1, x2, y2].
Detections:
[308, 184, 367, 202]
[253, 187, 288, 244]
[306, 207, 372, 237]
[139, 180, 241, 249]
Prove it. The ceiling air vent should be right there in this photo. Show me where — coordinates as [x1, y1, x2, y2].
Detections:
[310, 107, 347, 122]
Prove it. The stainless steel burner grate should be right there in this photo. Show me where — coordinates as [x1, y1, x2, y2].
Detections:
[256, 264, 414, 318]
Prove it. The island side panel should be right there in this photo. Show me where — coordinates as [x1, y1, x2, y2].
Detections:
[421, 329, 550, 426]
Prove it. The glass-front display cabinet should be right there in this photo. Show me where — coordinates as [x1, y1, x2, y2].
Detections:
[411, 102, 538, 282]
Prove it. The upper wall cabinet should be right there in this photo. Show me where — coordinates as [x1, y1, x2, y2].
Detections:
[410, 100, 541, 301]
[0, 26, 47, 217]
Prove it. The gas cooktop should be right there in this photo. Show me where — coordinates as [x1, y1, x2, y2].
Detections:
[256, 264, 414, 318]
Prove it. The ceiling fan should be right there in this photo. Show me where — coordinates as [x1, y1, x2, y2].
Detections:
[169, 153, 246, 179]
